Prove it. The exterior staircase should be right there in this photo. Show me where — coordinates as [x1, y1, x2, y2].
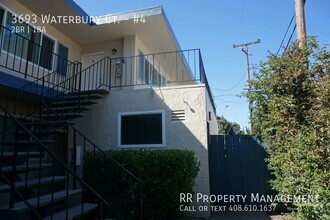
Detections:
[0, 89, 108, 219]
[0, 56, 142, 219]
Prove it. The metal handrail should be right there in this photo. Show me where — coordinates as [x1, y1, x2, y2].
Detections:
[69, 125, 142, 183]
[0, 105, 109, 206]
[69, 125, 143, 219]
[0, 173, 43, 219]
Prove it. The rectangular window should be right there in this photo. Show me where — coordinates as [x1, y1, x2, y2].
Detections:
[119, 111, 165, 147]
[57, 43, 69, 76]
[39, 35, 54, 70]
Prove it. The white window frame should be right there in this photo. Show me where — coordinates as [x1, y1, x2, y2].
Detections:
[118, 110, 166, 148]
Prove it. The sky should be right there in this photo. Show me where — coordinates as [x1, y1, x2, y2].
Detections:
[74, 0, 330, 130]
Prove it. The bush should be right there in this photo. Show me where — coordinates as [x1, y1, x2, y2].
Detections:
[83, 149, 200, 219]
[246, 38, 330, 219]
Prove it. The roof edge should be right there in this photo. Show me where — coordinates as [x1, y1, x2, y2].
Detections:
[96, 6, 163, 24]
[160, 6, 182, 52]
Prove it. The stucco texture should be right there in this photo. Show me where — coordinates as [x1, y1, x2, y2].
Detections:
[74, 84, 215, 218]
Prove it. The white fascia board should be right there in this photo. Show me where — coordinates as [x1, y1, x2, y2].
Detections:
[95, 6, 162, 25]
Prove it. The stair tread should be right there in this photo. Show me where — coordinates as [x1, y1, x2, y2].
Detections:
[50, 100, 98, 106]
[0, 152, 42, 157]
[44, 106, 91, 111]
[2, 140, 56, 145]
[0, 189, 82, 212]
[22, 121, 74, 128]
[42, 113, 84, 119]
[1, 163, 53, 173]
[0, 176, 66, 192]
[44, 203, 98, 220]
[63, 93, 104, 100]
[68, 89, 109, 95]
[18, 129, 66, 134]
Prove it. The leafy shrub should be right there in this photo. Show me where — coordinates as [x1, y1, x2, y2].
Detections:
[246, 38, 330, 219]
[83, 149, 200, 219]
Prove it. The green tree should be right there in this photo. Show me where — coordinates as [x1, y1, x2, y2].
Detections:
[217, 115, 244, 135]
[246, 38, 330, 219]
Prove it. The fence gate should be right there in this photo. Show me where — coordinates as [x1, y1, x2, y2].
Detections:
[208, 135, 272, 205]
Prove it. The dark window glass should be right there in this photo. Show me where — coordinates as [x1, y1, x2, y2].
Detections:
[121, 113, 163, 145]
[27, 32, 41, 64]
[57, 43, 69, 76]
[0, 7, 4, 25]
[39, 35, 54, 70]
[144, 59, 149, 85]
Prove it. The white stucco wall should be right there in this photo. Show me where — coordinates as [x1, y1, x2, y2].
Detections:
[74, 84, 211, 218]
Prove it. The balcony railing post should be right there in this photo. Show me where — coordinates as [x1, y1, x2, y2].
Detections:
[72, 129, 77, 189]
[109, 58, 112, 89]
[24, 38, 31, 78]
[39, 76, 45, 138]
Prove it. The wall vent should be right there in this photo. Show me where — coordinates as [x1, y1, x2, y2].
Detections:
[171, 110, 185, 121]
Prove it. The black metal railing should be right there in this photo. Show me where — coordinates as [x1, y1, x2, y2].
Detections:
[0, 24, 77, 81]
[68, 126, 143, 220]
[0, 53, 144, 219]
[199, 50, 216, 113]
[79, 57, 111, 91]
[108, 49, 216, 112]
[0, 107, 108, 219]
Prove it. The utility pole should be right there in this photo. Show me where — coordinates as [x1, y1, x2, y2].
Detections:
[233, 39, 261, 134]
[295, 0, 307, 49]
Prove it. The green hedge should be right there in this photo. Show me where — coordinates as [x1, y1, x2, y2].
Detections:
[83, 149, 200, 219]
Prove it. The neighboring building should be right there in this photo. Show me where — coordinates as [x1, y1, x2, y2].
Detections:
[0, 0, 217, 219]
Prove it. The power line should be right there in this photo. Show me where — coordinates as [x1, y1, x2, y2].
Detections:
[276, 16, 295, 56]
[285, 25, 296, 50]
[282, 0, 307, 52]
[233, 39, 261, 133]
[214, 94, 241, 97]
[215, 97, 246, 104]
[210, 71, 246, 92]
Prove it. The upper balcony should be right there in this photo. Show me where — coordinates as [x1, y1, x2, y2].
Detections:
[0, 23, 215, 113]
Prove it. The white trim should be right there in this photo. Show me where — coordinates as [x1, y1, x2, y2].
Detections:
[118, 110, 166, 148]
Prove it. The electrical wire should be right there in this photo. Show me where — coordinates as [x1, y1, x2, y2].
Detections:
[210, 71, 246, 92]
[215, 97, 247, 104]
[276, 16, 295, 56]
[285, 25, 296, 50]
[214, 94, 241, 97]
[281, 0, 307, 53]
